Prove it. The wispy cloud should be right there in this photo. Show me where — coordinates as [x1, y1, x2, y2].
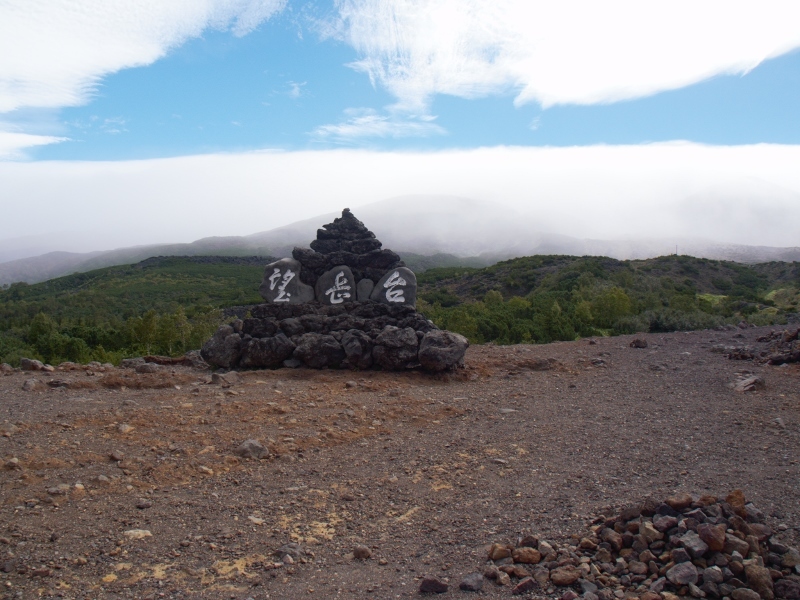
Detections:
[287, 81, 307, 98]
[0, 0, 287, 157]
[312, 108, 446, 141]
[326, 0, 800, 112]
[0, 132, 66, 160]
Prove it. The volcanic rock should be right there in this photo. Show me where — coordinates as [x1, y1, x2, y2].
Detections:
[370, 267, 417, 308]
[417, 330, 469, 372]
[315, 266, 356, 305]
[259, 258, 315, 304]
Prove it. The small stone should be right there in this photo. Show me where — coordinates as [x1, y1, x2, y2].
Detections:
[117, 423, 134, 434]
[459, 573, 484, 592]
[110, 450, 124, 462]
[667, 561, 698, 585]
[512, 577, 538, 595]
[602, 528, 624, 551]
[703, 566, 724, 584]
[235, 439, 269, 460]
[731, 589, 762, 600]
[123, 529, 152, 540]
[641, 593, 661, 600]
[734, 376, 765, 392]
[774, 579, 800, 600]
[580, 579, 599, 594]
[630, 339, 648, 348]
[629, 561, 649, 575]
[551, 566, 581, 586]
[135, 363, 161, 374]
[22, 378, 42, 391]
[513, 547, 542, 564]
[641, 520, 666, 542]
[745, 564, 774, 600]
[32, 567, 52, 577]
[666, 493, 694, 511]
[197, 465, 214, 475]
[562, 591, 579, 600]
[353, 545, 372, 560]
[698, 523, 727, 552]
[650, 577, 667, 593]
[489, 543, 513, 561]
[496, 571, 511, 586]
[725, 535, 752, 557]
[20, 358, 44, 371]
[680, 531, 710, 559]
[782, 549, 800, 568]
[136, 500, 152, 509]
[419, 576, 448, 594]
[747, 523, 772, 542]
[672, 547, 692, 563]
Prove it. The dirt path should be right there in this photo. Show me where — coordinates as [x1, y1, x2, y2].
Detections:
[1, 326, 798, 599]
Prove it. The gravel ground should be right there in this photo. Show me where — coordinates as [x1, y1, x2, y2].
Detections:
[0, 325, 798, 599]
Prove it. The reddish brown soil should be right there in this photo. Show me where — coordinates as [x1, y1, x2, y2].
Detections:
[1, 326, 798, 599]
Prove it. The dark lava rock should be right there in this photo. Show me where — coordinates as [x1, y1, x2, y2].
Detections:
[235, 439, 269, 459]
[239, 334, 295, 368]
[372, 326, 419, 369]
[292, 333, 345, 368]
[200, 325, 242, 369]
[357, 278, 374, 300]
[418, 330, 469, 372]
[774, 579, 800, 600]
[341, 329, 373, 370]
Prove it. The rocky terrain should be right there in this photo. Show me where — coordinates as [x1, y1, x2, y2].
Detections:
[1, 325, 799, 599]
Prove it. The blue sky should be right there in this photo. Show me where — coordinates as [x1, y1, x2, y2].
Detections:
[2, 1, 799, 160]
[2, 1, 800, 254]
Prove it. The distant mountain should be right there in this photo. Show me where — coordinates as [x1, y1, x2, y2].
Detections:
[2, 195, 799, 286]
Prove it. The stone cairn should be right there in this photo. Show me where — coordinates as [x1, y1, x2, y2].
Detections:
[201, 209, 468, 371]
[436, 490, 800, 598]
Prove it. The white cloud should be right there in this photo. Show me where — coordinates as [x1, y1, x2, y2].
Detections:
[328, 0, 800, 111]
[0, 0, 286, 155]
[0, 131, 66, 160]
[313, 108, 446, 141]
[1, 143, 800, 251]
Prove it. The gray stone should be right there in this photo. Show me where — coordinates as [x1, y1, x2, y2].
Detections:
[580, 579, 598, 594]
[292, 333, 345, 368]
[667, 561, 699, 585]
[650, 577, 667, 593]
[282, 358, 302, 368]
[680, 531, 710, 559]
[20, 358, 44, 371]
[211, 371, 242, 386]
[235, 439, 269, 459]
[200, 325, 243, 369]
[341, 329, 373, 370]
[357, 278, 375, 301]
[135, 363, 162, 374]
[672, 547, 692, 563]
[418, 330, 468, 372]
[419, 576, 448, 593]
[315, 266, 356, 305]
[372, 326, 419, 370]
[732, 589, 762, 600]
[259, 258, 314, 304]
[279, 318, 305, 337]
[370, 267, 417, 308]
[774, 579, 800, 600]
[0, 363, 13, 373]
[703, 566, 724, 584]
[459, 573, 484, 592]
[21, 378, 40, 391]
[239, 335, 296, 369]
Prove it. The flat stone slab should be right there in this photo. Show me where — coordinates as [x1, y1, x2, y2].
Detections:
[315, 266, 356, 305]
[370, 267, 417, 308]
[259, 258, 314, 304]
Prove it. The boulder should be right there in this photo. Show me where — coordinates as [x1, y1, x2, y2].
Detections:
[239, 334, 296, 368]
[373, 326, 419, 370]
[341, 329, 373, 370]
[259, 258, 315, 304]
[292, 333, 345, 368]
[20, 358, 44, 371]
[370, 267, 417, 308]
[418, 330, 469, 371]
[200, 325, 243, 369]
[315, 266, 356, 305]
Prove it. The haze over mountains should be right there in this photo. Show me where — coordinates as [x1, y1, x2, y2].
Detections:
[1, 195, 799, 286]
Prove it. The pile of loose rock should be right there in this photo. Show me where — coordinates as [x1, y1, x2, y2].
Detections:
[758, 328, 800, 366]
[448, 491, 800, 598]
[201, 301, 467, 371]
[201, 209, 468, 372]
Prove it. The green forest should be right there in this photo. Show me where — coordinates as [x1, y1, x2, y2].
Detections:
[1, 254, 798, 366]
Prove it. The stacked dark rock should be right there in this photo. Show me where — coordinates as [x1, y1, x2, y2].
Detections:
[478, 491, 800, 599]
[292, 208, 405, 286]
[201, 209, 468, 372]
